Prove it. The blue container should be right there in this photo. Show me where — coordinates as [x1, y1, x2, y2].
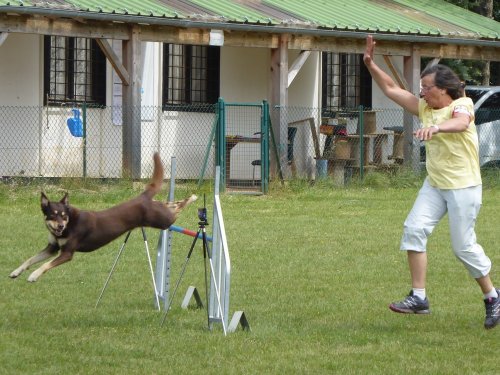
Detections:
[316, 159, 328, 179]
[67, 109, 83, 137]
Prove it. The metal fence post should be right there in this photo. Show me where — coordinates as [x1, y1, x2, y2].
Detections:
[262, 100, 270, 193]
[82, 103, 87, 179]
[358, 105, 364, 181]
[216, 98, 226, 192]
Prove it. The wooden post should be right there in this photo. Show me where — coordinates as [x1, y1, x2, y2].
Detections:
[122, 26, 142, 179]
[403, 44, 421, 170]
[270, 34, 289, 177]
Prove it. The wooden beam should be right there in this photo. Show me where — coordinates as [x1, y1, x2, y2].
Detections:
[403, 45, 421, 171]
[382, 55, 409, 91]
[288, 50, 311, 88]
[95, 38, 130, 86]
[419, 43, 499, 61]
[1, 15, 499, 61]
[0, 16, 130, 40]
[270, 34, 289, 177]
[288, 36, 412, 56]
[222, 31, 279, 48]
[142, 27, 281, 47]
[122, 26, 142, 179]
[0, 32, 7, 46]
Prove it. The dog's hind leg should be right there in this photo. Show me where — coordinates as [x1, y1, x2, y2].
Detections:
[27, 249, 74, 282]
[9, 244, 58, 279]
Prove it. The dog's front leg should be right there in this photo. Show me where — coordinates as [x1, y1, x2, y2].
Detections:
[27, 249, 74, 282]
[9, 244, 58, 279]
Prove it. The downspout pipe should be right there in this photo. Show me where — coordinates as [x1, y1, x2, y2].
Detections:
[0, 6, 499, 48]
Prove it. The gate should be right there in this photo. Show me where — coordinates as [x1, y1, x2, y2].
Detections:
[215, 99, 270, 194]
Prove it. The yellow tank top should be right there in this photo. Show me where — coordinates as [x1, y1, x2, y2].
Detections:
[418, 97, 481, 189]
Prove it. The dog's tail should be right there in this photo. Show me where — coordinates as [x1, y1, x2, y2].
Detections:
[144, 152, 164, 199]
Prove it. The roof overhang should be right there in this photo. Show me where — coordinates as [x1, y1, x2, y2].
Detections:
[1, 5, 499, 61]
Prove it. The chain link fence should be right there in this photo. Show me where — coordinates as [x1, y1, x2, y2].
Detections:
[271, 106, 421, 184]
[0, 104, 217, 180]
[0, 104, 498, 186]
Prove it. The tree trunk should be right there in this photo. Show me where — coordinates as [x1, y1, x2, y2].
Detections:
[474, 0, 493, 85]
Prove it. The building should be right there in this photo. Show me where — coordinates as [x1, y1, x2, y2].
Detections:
[1, 1, 499, 182]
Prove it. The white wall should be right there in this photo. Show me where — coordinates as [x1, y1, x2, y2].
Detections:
[220, 46, 270, 102]
[0, 35, 405, 179]
[370, 55, 408, 164]
[219, 47, 323, 179]
[288, 50, 321, 109]
[219, 47, 265, 179]
[0, 33, 41, 106]
[371, 55, 406, 110]
[287, 51, 321, 177]
[0, 34, 42, 176]
[220, 46, 321, 108]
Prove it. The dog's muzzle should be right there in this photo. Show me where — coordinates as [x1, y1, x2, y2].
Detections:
[47, 221, 66, 236]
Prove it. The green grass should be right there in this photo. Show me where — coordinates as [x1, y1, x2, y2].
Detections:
[0, 175, 499, 374]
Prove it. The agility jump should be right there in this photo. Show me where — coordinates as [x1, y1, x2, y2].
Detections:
[94, 156, 248, 334]
[155, 161, 249, 334]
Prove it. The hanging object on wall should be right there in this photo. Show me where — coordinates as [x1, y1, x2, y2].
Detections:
[67, 108, 83, 137]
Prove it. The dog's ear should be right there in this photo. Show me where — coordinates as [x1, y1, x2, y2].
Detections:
[60, 192, 69, 206]
[41, 192, 49, 208]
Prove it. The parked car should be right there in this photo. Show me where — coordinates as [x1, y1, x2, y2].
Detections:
[420, 86, 500, 169]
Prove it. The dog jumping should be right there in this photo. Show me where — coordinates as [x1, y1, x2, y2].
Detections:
[9, 152, 197, 282]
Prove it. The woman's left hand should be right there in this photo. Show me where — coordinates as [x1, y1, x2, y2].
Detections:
[414, 126, 439, 141]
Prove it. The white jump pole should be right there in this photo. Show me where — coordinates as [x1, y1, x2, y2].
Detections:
[209, 166, 231, 329]
[154, 156, 176, 309]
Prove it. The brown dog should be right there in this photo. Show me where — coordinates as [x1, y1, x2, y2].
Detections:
[9, 153, 197, 282]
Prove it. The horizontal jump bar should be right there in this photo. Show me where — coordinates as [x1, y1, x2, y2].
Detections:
[169, 225, 213, 242]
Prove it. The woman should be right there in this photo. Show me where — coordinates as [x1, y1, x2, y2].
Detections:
[363, 35, 499, 329]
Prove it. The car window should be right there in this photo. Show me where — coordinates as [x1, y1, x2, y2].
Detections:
[466, 89, 488, 104]
[479, 93, 500, 110]
[475, 93, 500, 125]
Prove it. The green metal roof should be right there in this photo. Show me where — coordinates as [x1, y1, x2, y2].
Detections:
[1, 0, 499, 41]
[61, 0, 180, 17]
[188, 0, 277, 24]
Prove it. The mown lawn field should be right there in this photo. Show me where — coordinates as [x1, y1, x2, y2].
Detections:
[1, 174, 498, 374]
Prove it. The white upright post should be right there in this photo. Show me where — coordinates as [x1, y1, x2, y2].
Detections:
[209, 166, 231, 328]
[155, 156, 176, 309]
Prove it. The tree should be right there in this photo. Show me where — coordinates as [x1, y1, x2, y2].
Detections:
[471, 0, 493, 85]
[443, 0, 498, 85]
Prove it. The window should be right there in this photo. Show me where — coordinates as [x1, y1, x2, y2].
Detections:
[466, 89, 489, 104]
[322, 52, 371, 114]
[162, 44, 220, 109]
[44, 36, 106, 106]
[476, 93, 500, 125]
[480, 93, 500, 110]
